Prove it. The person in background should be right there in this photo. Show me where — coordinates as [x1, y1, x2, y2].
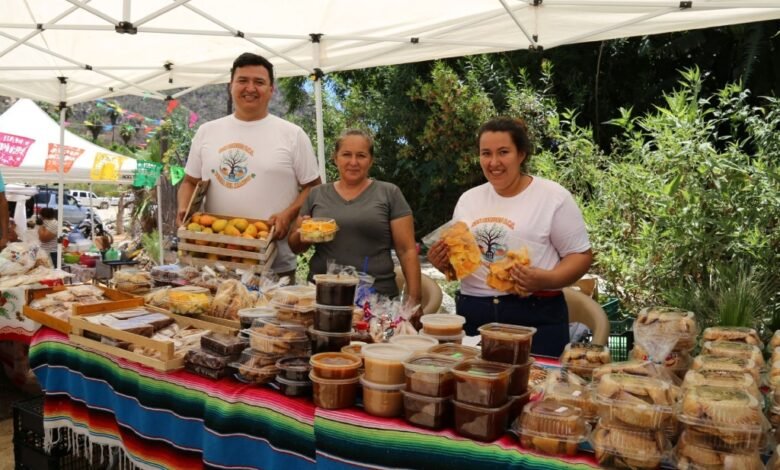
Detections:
[177, 52, 321, 284]
[7, 219, 19, 243]
[37, 208, 58, 267]
[0, 171, 9, 250]
[427, 117, 592, 356]
[288, 129, 422, 326]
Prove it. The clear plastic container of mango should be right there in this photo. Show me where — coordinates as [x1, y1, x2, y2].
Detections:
[168, 286, 211, 315]
[299, 217, 339, 243]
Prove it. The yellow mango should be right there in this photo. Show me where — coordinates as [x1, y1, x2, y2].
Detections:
[254, 221, 269, 232]
[206, 253, 219, 261]
[242, 233, 255, 240]
[231, 218, 249, 232]
[257, 230, 269, 240]
[244, 258, 259, 265]
[211, 219, 228, 232]
[199, 215, 215, 227]
[224, 225, 242, 237]
[187, 222, 202, 232]
[191, 212, 202, 224]
[244, 224, 258, 237]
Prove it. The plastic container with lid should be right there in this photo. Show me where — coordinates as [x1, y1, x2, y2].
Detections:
[310, 352, 361, 380]
[701, 326, 763, 349]
[246, 318, 310, 356]
[700, 341, 765, 368]
[420, 331, 465, 344]
[401, 390, 452, 429]
[360, 377, 405, 417]
[231, 349, 281, 385]
[674, 430, 764, 470]
[341, 342, 365, 360]
[453, 399, 512, 442]
[767, 444, 780, 470]
[275, 376, 313, 397]
[513, 400, 590, 456]
[168, 286, 212, 315]
[594, 373, 676, 429]
[420, 314, 466, 337]
[634, 306, 697, 351]
[771, 331, 780, 351]
[560, 342, 611, 380]
[308, 327, 352, 354]
[238, 306, 276, 330]
[452, 359, 513, 407]
[201, 332, 247, 357]
[309, 371, 359, 409]
[542, 380, 597, 421]
[276, 356, 312, 381]
[185, 347, 234, 370]
[677, 385, 765, 451]
[270, 285, 317, 312]
[507, 358, 534, 395]
[428, 343, 480, 361]
[591, 421, 668, 470]
[403, 353, 461, 397]
[299, 217, 339, 243]
[691, 354, 760, 382]
[388, 334, 438, 352]
[507, 390, 532, 424]
[630, 345, 692, 379]
[682, 369, 761, 402]
[351, 321, 372, 344]
[313, 273, 358, 306]
[313, 304, 354, 332]
[362, 343, 414, 385]
[478, 323, 536, 365]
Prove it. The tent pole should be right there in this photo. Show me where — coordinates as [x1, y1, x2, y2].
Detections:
[56, 78, 67, 270]
[156, 178, 163, 265]
[312, 36, 326, 183]
[88, 182, 95, 242]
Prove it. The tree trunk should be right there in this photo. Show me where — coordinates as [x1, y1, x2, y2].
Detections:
[116, 194, 125, 235]
[159, 170, 177, 238]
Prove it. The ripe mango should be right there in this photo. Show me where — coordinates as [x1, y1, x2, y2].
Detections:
[243, 224, 258, 237]
[257, 230, 269, 240]
[199, 215, 215, 227]
[187, 222, 202, 232]
[224, 225, 242, 237]
[244, 258, 259, 265]
[191, 212, 202, 224]
[242, 233, 255, 240]
[231, 218, 249, 232]
[254, 221, 269, 232]
[211, 219, 228, 232]
[206, 253, 219, 261]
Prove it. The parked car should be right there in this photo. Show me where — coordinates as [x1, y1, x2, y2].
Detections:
[26, 189, 92, 225]
[69, 189, 110, 209]
[109, 192, 135, 207]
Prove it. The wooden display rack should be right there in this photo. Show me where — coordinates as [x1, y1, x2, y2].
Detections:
[177, 181, 277, 273]
[23, 285, 136, 334]
[68, 297, 237, 372]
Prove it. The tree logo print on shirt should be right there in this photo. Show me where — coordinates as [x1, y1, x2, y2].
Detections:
[475, 223, 508, 262]
[213, 143, 256, 189]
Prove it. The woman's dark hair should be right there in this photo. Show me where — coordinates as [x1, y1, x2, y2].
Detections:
[39, 208, 57, 220]
[333, 129, 374, 157]
[478, 117, 534, 171]
[230, 52, 274, 84]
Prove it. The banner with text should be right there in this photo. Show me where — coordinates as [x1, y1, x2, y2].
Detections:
[0, 132, 35, 167]
[90, 153, 125, 181]
[45, 143, 85, 173]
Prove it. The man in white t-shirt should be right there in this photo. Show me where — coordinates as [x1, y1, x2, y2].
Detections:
[178, 53, 321, 280]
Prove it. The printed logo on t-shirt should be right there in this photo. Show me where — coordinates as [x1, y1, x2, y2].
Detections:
[212, 143, 256, 189]
[471, 217, 514, 264]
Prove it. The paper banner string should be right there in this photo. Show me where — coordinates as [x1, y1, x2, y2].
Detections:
[170, 165, 185, 185]
[90, 153, 125, 181]
[166, 99, 180, 115]
[133, 161, 163, 188]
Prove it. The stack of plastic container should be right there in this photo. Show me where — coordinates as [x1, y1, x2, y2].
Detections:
[185, 332, 247, 379]
[560, 342, 611, 380]
[310, 274, 359, 354]
[309, 352, 362, 409]
[360, 343, 414, 417]
[401, 352, 461, 428]
[270, 285, 317, 326]
[512, 400, 591, 456]
[275, 356, 313, 397]
[538, 370, 598, 424]
[238, 318, 310, 384]
[451, 358, 513, 442]
[629, 307, 698, 380]
[419, 314, 466, 344]
[477, 323, 536, 423]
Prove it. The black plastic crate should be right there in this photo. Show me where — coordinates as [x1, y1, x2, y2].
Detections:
[12, 396, 91, 470]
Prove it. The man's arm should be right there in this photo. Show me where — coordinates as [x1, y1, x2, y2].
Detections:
[269, 177, 321, 239]
[176, 174, 201, 226]
[0, 192, 8, 250]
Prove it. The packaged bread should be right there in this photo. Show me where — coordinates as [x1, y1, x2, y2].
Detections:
[770, 331, 780, 351]
[674, 430, 764, 470]
[631, 344, 691, 378]
[560, 342, 610, 379]
[682, 370, 761, 402]
[592, 360, 669, 382]
[701, 326, 763, 348]
[635, 307, 697, 350]
[486, 248, 531, 296]
[210, 279, 255, 320]
[591, 421, 668, 470]
[595, 373, 678, 429]
[513, 400, 589, 456]
[113, 269, 153, 293]
[439, 221, 481, 281]
[690, 355, 760, 382]
[700, 341, 765, 368]
[541, 374, 597, 421]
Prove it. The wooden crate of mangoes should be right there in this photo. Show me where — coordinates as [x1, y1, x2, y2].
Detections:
[177, 212, 277, 272]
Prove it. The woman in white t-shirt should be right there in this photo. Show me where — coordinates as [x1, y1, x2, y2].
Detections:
[427, 117, 593, 357]
[37, 207, 59, 267]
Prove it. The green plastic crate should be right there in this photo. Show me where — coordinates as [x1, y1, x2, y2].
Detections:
[607, 318, 634, 362]
[601, 297, 621, 320]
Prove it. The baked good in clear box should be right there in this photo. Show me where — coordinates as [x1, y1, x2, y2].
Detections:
[246, 318, 310, 355]
[559, 342, 610, 380]
[541, 372, 597, 422]
[630, 344, 692, 378]
[635, 306, 697, 350]
[512, 400, 590, 456]
[595, 373, 678, 429]
[700, 341, 765, 368]
[678, 385, 766, 451]
[674, 430, 764, 470]
[700, 326, 763, 348]
[592, 360, 665, 382]
[112, 269, 153, 293]
[230, 348, 280, 384]
[690, 354, 760, 382]
[682, 369, 761, 403]
[770, 330, 780, 351]
[591, 421, 669, 470]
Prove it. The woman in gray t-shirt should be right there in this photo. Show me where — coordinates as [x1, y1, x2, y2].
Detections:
[289, 129, 421, 317]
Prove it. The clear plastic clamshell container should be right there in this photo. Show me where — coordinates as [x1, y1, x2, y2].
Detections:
[674, 430, 765, 470]
[591, 421, 669, 470]
[513, 400, 590, 456]
[403, 353, 461, 397]
[635, 306, 697, 351]
[560, 342, 611, 380]
[595, 373, 677, 429]
[478, 323, 536, 365]
[245, 318, 310, 356]
[231, 348, 281, 385]
[677, 385, 766, 452]
[701, 326, 763, 349]
[542, 378, 597, 421]
[700, 340, 765, 368]
[299, 217, 339, 243]
[592, 360, 668, 382]
[682, 369, 762, 403]
[269, 285, 317, 312]
[451, 359, 513, 407]
[766, 444, 780, 470]
[691, 354, 760, 382]
[771, 331, 780, 351]
[630, 344, 692, 379]
[238, 306, 276, 330]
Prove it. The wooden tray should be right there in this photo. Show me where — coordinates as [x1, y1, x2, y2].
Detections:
[23, 285, 136, 334]
[68, 301, 237, 372]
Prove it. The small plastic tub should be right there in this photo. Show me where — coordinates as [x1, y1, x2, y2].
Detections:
[420, 331, 464, 344]
[309, 371, 359, 409]
[341, 342, 365, 359]
[513, 400, 590, 456]
[560, 342, 611, 380]
[674, 430, 764, 470]
[313, 274, 358, 306]
[403, 353, 461, 397]
[362, 343, 414, 385]
[453, 399, 512, 442]
[701, 326, 763, 348]
[276, 356, 312, 381]
[360, 377, 405, 418]
[246, 319, 310, 356]
[420, 314, 466, 336]
[309, 352, 361, 380]
[231, 349, 281, 385]
[594, 373, 676, 430]
[428, 343, 480, 361]
[478, 323, 536, 365]
[591, 421, 668, 470]
[313, 304, 354, 332]
[401, 390, 452, 429]
[238, 306, 276, 330]
[388, 334, 438, 352]
[201, 332, 248, 357]
[635, 306, 697, 350]
[308, 327, 352, 354]
[275, 376, 313, 397]
[452, 359, 512, 407]
[507, 390, 532, 424]
[509, 358, 534, 395]
[300, 217, 339, 243]
[701, 340, 765, 368]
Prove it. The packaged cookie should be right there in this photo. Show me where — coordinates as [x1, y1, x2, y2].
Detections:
[595, 373, 678, 429]
[700, 341, 765, 368]
[541, 377, 597, 422]
[201, 332, 247, 356]
[635, 306, 697, 351]
[560, 342, 611, 380]
[701, 326, 763, 348]
[690, 355, 760, 382]
[231, 348, 281, 385]
[682, 369, 761, 402]
[631, 344, 692, 379]
[591, 421, 668, 470]
[674, 430, 764, 470]
[513, 400, 590, 456]
[246, 318, 310, 355]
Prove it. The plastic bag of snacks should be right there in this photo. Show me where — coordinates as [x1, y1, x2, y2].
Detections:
[210, 279, 256, 320]
[486, 247, 531, 295]
[436, 221, 481, 281]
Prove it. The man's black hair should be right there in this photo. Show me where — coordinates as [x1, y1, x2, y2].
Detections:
[230, 52, 274, 84]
